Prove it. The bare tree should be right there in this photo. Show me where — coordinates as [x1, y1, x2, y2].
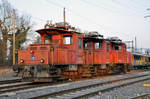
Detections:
[0, 0, 11, 64]
[0, 0, 32, 65]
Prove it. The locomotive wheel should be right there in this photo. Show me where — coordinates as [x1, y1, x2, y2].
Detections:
[127, 65, 130, 72]
[13, 66, 18, 72]
[106, 65, 110, 75]
[48, 67, 58, 82]
[56, 68, 62, 76]
[122, 65, 127, 74]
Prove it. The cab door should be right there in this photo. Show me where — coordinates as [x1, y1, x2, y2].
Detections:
[76, 37, 84, 64]
[84, 42, 93, 65]
[106, 42, 110, 64]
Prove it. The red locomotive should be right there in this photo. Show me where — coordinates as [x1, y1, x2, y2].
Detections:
[15, 23, 133, 82]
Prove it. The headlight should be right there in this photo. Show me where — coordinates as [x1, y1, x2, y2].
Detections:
[20, 59, 24, 63]
[30, 50, 33, 54]
[40, 59, 44, 63]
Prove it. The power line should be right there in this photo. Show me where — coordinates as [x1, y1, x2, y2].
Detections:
[80, 0, 120, 14]
[45, 0, 64, 8]
[110, 0, 143, 16]
[145, 8, 150, 18]
[44, 0, 103, 30]
[13, 8, 47, 23]
[31, 16, 47, 22]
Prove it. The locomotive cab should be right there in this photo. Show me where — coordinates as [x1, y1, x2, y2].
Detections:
[107, 37, 130, 73]
[35, 27, 84, 80]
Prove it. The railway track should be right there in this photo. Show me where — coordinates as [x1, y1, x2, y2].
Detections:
[0, 78, 21, 85]
[0, 79, 69, 96]
[0, 81, 66, 95]
[32, 74, 150, 99]
[131, 93, 150, 99]
[0, 72, 150, 99]
[132, 94, 149, 99]
[0, 82, 35, 94]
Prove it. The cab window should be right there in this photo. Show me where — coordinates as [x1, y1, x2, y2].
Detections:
[95, 43, 99, 49]
[114, 45, 121, 50]
[78, 38, 82, 48]
[95, 41, 103, 49]
[63, 35, 72, 45]
[107, 44, 109, 52]
[123, 45, 126, 52]
[84, 43, 88, 49]
[44, 35, 52, 44]
[84, 42, 92, 49]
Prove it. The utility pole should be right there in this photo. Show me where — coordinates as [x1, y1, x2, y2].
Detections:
[140, 48, 143, 53]
[124, 40, 134, 52]
[132, 40, 134, 52]
[63, 7, 66, 27]
[13, 9, 16, 65]
[135, 36, 137, 52]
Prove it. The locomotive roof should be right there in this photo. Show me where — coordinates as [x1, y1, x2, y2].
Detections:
[105, 39, 125, 45]
[132, 52, 149, 57]
[36, 27, 81, 35]
[105, 37, 125, 45]
[83, 31, 104, 41]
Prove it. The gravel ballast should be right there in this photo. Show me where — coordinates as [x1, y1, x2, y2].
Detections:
[91, 79, 150, 99]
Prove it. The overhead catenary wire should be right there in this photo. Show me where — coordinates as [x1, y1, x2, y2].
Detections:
[80, 0, 120, 14]
[82, 0, 143, 16]
[112, 0, 143, 15]
[43, 0, 103, 31]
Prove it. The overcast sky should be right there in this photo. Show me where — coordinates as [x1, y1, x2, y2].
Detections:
[8, 0, 150, 48]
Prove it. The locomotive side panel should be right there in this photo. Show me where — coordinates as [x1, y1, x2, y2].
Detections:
[56, 48, 69, 64]
[53, 42, 78, 65]
[94, 51, 106, 64]
[18, 48, 50, 65]
[110, 44, 127, 64]
[126, 52, 133, 68]
[84, 50, 94, 65]
[68, 50, 76, 64]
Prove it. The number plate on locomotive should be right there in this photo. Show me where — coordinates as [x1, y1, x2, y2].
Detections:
[31, 57, 35, 61]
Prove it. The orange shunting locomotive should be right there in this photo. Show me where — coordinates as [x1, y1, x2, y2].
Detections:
[15, 23, 133, 82]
